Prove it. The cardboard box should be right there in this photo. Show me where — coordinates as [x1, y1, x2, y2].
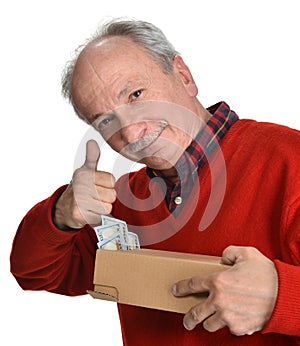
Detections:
[88, 249, 229, 314]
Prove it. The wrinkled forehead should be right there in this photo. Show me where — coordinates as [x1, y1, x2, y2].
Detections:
[70, 37, 153, 117]
[71, 37, 159, 118]
[71, 37, 134, 90]
[72, 36, 149, 84]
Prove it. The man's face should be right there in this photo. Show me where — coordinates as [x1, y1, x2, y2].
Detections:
[71, 36, 203, 170]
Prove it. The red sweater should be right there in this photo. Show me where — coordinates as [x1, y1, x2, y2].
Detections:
[11, 119, 300, 345]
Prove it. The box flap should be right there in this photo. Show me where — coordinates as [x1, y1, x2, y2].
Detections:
[87, 284, 118, 302]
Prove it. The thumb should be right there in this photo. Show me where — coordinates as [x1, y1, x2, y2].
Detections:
[221, 245, 260, 265]
[84, 140, 100, 170]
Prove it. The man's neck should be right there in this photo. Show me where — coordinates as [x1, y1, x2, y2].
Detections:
[159, 166, 179, 183]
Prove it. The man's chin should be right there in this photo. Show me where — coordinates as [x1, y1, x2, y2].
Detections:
[140, 157, 175, 171]
[120, 148, 182, 171]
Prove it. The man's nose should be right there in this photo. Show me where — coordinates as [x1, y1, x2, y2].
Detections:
[120, 121, 147, 144]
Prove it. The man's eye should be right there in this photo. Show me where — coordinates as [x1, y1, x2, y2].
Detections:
[100, 118, 111, 127]
[130, 89, 143, 100]
[97, 114, 115, 130]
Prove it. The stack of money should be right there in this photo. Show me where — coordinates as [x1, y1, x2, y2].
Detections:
[94, 215, 140, 250]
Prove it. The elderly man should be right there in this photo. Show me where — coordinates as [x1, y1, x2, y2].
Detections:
[11, 18, 300, 345]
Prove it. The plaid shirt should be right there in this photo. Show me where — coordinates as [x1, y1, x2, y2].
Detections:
[146, 101, 239, 214]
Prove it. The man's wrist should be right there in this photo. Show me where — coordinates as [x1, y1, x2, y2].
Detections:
[51, 189, 75, 231]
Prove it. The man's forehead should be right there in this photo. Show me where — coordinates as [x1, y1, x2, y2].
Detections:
[72, 35, 154, 90]
[71, 36, 161, 121]
[83, 36, 141, 58]
[71, 43, 139, 119]
[73, 36, 148, 81]
[72, 39, 122, 92]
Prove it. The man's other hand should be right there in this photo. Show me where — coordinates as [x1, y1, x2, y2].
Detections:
[173, 246, 278, 336]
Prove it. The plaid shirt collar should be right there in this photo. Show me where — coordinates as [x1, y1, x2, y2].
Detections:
[146, 101, 239, 214]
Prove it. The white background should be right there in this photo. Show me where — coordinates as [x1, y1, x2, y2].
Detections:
[1, 0, 299, 345]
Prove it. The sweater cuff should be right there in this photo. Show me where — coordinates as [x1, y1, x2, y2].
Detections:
[39, 185, 82, 245]
[262, 259, 300, 336]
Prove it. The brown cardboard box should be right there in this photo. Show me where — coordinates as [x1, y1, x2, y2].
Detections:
[88, 249, 229, 314]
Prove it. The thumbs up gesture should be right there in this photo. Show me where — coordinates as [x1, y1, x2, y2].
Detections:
[54, 140, 116, 229]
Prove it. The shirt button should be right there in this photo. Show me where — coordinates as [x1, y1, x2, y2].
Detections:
[174, 196, 182, 205]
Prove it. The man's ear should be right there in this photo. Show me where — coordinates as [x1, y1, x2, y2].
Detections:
[173, 55, 198, 97]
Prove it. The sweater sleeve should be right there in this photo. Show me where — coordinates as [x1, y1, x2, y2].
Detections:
[10, 185, 98, 296]
[262, 198, 300, 338]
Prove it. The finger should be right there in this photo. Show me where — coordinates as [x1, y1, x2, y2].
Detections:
[203, 312, 226, 332]
[87, 201, 113, 217]
[77, 199, 113, 223]
[94, 185, 117, 204]
[84, 140, 100, 170]
[82, 211, 102, 226]
[173, 276, 209, 297]
[183, 301, 215, 331]
[94, 171, 116, 188]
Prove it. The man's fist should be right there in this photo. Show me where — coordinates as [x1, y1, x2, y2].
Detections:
[54, 140, 116, 229]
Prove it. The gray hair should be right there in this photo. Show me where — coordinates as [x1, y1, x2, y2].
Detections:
[61, 18, 179, 119]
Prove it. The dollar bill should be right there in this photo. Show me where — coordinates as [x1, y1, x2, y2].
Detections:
[127, 232, 140, 250]
[99, 233, 124, 250]
[101, 215, 129, 244]
[93, 216, 140, 251]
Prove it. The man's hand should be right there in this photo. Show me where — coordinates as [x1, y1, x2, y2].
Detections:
[173, 246, 278, 336]
[54, 140, 116, 229]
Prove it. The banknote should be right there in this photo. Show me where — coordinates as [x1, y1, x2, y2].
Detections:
[127, 231, 140, 250]
[101, 215, 129, 244]
[99, 233, 124, 250]
[94, 216, 140, 250]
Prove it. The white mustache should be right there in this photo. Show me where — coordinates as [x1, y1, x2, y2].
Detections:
[125, 120, 168, 153]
